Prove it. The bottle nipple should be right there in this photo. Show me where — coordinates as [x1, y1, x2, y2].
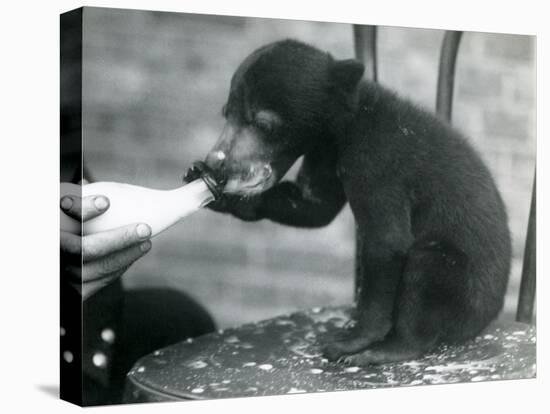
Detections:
[184, 161, 226, 200]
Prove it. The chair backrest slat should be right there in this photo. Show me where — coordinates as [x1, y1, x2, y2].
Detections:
[353, 25, 378, 302]
[516, 176, 536, 323]
[353, 25, 378, 82]
[436, 31, 463, 122]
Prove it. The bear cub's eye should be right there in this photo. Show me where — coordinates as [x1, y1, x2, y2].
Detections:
[254, 110, 281, 134]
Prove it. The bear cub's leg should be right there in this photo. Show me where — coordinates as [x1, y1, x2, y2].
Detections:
[321, 188, 414, 360]
[324, 238, 470, 364]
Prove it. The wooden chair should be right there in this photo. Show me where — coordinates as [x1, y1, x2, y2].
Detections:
[123, 26, 536, 403]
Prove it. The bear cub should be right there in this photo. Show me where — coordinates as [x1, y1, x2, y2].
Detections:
[188, 39, 511, 365]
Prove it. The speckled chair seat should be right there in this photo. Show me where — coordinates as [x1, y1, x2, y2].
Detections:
[124, 305, 536, 402]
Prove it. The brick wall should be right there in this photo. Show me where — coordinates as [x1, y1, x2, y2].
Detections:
[81, 7, 535, 328]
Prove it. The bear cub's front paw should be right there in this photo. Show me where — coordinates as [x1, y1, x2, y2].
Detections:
[213, 194, 263, 221]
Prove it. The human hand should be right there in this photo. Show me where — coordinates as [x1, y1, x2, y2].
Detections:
[60, 188, 152, 300]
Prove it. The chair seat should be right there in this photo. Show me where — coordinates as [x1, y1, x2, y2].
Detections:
[124, 306, 536, 403]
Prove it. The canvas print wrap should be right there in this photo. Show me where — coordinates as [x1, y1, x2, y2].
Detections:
[60, 6, 536, 406]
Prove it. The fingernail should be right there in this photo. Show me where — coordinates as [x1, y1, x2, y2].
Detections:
[60, 196, 73, 210]
[136, 223, 152, 239]
[94, 196, 109, 211]
[140, 241, 152, 252]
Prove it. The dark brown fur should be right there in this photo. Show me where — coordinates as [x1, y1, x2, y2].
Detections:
[195, 39, 511, 364]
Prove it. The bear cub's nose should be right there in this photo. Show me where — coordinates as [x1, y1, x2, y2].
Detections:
[205, 150, 226, 170]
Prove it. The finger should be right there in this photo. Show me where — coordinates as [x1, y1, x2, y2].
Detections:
[81, 195, 109, 221]
[82, 223, 152, 261]
[82, 241, 152, 282]
[69, 267, 126, 300]
[81, 268, 126, 300]
[60, 195, 110, 222]
[63, 262, 83, 283]
[60, 231, 82, 256]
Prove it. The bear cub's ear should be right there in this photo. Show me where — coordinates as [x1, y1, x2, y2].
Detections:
[330, 59, 365, 93]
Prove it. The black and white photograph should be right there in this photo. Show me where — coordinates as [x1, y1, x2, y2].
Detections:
[0, 2, 534, 413]
[57, 5, 538, 407]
